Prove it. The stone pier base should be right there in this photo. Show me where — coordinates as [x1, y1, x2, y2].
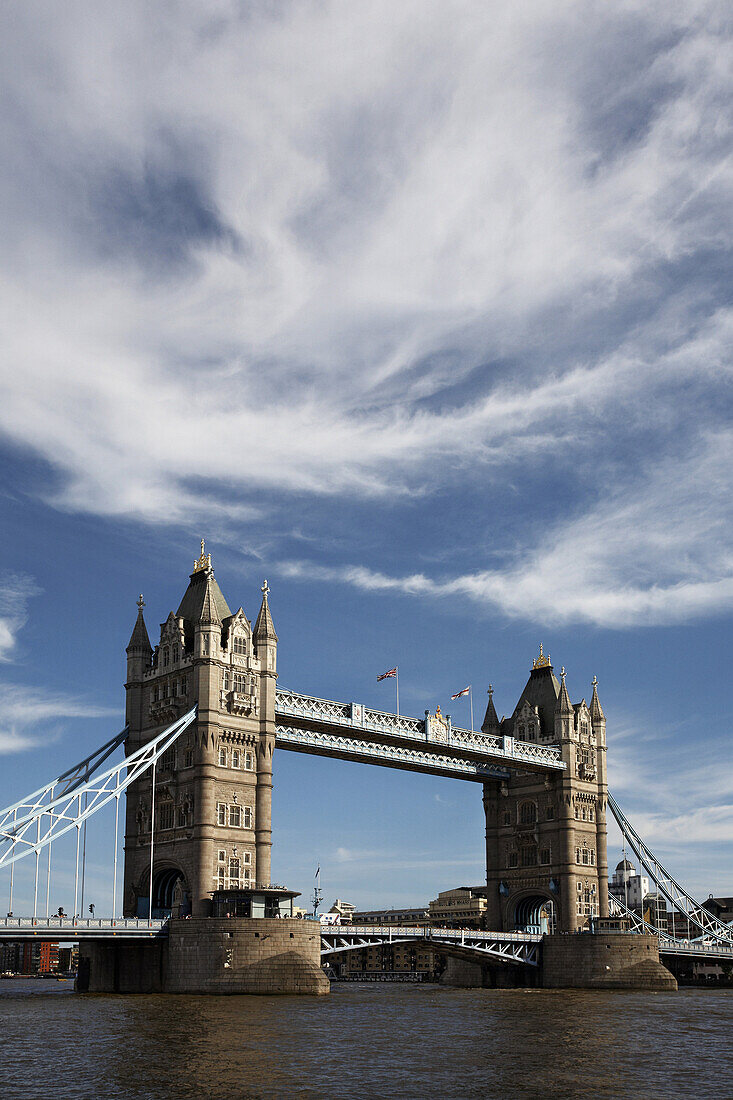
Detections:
[76, 918, 330, 995]
[541, 933, 677, 990]
[437, 933, 677, 990]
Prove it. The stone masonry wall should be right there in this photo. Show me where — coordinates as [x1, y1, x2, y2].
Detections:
[166, 918, 328, 994]
[77, 918, 329, 995]
[541, 933, 677, 990]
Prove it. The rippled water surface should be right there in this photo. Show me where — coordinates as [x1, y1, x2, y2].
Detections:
[0, 980, 731, 1099]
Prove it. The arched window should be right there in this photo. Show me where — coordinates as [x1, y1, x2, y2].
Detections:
[233, 635, 247, 656]
[172, 644, 179, 663]
[162, 647, 169, 667]
[519, 801, 537, 825]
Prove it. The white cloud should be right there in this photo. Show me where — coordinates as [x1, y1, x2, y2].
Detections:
[0, 3, 731, 624]
[0, 576, 39, 662]
[280, 425, 733, 627]
[0, 684, 119, 756]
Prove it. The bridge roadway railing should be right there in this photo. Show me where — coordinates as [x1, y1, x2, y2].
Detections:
[0, 916, 169, 940]
[275, 688, 565, 774]
[319, 925, 543, 966]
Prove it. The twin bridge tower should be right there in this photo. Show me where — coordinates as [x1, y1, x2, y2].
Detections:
[124, 548, 608, 934]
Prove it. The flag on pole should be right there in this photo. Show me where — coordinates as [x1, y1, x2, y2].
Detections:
[451, 686, 470, 700]
[377, 667, 397, 681]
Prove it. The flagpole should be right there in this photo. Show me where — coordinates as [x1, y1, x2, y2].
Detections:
[396, 666, 400, 718]
[470, 685, 474, 734]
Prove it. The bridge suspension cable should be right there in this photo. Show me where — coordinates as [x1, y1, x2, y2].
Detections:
[608, 793, 733, 946]
[0, 708, 197, 869]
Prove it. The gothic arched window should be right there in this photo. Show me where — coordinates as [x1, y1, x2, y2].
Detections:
[519, 801, 537, 825]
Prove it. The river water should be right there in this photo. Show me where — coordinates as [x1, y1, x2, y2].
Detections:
[0, 979, 730, 1099]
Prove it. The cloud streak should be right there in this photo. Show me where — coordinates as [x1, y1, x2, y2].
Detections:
[0, 576, 39, 662]
[0, 3, 731, 627]
[0, 684, 119, 755]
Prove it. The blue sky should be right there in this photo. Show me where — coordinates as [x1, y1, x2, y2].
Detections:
[0, 1, 731, 915]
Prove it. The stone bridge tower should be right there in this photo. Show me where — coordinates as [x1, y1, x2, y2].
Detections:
[123, 543, 277, 918]
[481, 648, 609, 934]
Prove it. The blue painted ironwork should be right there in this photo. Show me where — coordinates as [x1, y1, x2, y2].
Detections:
[320, 925, 542, 966]
[276, 724, 511, 782]
[608, 794, 733, 946]
[0, 708, 197, 869]
[275, 688, 565, 773]
[0, 916, 169, 940]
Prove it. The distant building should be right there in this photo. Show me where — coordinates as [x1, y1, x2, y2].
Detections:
[609, 859, 650, 910]
[327, 899, 356, 922]
[428, 887, 487, 929]
[7, 941, 60, 975]
[57, 946, 79, 973]
[1, 942, 22, 973]
[643, 893, 667, 930]
[702, 897, 733, 922]
[334, 942, 436, 979]
[351, 906, 429, 925]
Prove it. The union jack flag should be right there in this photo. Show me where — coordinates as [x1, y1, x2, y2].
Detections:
[377, 667, 397, 681]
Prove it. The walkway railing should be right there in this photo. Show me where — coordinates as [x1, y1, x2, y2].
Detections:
[275, 689, 565, 772]
[0, 916, 169, 939]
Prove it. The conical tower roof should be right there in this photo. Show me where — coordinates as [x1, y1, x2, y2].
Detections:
[512, 645, 560, 737]
[176, 541, 231, 624]
[589, 676, 605, 721]
[127, 595, 152, 653]
[481, 685, 500, 735]
[556, 666, 574, 717]
[254, 580, 278, 641]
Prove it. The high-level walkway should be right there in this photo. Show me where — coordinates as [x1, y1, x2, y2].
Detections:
[274, 688, 565, 781]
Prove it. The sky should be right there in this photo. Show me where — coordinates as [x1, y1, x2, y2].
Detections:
[0, 1, 731, 916]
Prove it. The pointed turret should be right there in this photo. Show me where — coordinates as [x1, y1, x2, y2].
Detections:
[176, 540, 231, 625]
[556, 665, 574, 717]
[125, 594, 152, 732]
[589, 675, 605, 722]
[199, 571, 223, 625]
[254, 579, 278, 642]
[511, 644, 560, 739]
[481, 684, 500, 735]
[126, 595, 152, 654]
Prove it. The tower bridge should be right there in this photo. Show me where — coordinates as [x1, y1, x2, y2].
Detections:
[0, 546, 729, 993]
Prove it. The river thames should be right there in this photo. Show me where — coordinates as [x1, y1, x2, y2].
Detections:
[0, 980, 730, 1099]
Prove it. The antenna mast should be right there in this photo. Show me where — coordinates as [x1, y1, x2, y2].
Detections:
[312, 866, 323, 917]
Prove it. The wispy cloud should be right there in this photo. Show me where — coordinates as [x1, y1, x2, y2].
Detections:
[0, 684, 119, 755]
[0, 3, 731, 628]
[0, 576, 39, 661]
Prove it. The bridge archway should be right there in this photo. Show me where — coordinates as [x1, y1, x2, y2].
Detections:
[151, 867, 190, 918]
[511, 894, 556, 935]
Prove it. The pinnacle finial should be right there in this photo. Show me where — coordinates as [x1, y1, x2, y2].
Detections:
[261, 579, 269, 597]
[487, 684, 494, 698]
[592, 675, 598, 688]
[193, 538, 212, 573]
[532, 642, 551, 669]
[561, 666, 566, 681]
[137, 594, 145, 612]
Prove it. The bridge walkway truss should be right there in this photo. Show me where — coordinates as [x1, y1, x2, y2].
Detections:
[274, 688, 565, 781]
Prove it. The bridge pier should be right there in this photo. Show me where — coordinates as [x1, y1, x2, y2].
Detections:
[76, 919, 329, 995]
[541, 933, 677, 990]
[438, 955, 539, 988]
[434, 934, 677, 991]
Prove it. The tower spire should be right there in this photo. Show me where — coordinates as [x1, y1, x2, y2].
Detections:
[126, 594, 152, 653]
[254, 579, 278, 641]
[590, 674, 605, 722]
[481, 684, 500, 735]
[556, 665, 573, 717]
